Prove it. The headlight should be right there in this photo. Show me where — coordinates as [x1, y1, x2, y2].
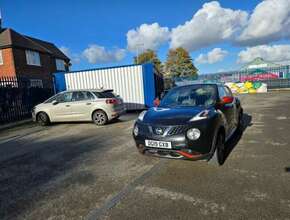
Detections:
[138, 110, 147, 121]
[133, 125, 139, 136]
[186, 128, 201, 140]
[189, 110, 210, 122]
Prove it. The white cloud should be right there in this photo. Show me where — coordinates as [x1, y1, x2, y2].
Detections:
[195, 48, 228, 64]
[170, 1, 248, 51]
[237, 44, 290, 63]
[126, 23, 170, 53]
[238, 0, 290, 45]
[60, 46, 81, 64]
[82, 45, 126, 64]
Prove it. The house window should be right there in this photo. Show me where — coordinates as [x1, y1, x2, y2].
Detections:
[25, 50, 41, 66]
[30, 79, 43, 88]
[56, 58, 65, 71]
[0, 50, 3, 65]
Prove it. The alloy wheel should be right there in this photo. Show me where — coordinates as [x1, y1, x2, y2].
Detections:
[93, 111, 107, 125]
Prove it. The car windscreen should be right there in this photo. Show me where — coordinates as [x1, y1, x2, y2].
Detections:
[160, 85, 217, 108]
[93, 91, 116, 98]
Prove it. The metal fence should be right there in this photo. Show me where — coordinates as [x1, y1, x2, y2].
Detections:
[0, 76, 53, 124]
[260, 79, 290, 89]
[198, 65, 290, 83]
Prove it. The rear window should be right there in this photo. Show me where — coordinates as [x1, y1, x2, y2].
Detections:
[93, 91, 116, 98]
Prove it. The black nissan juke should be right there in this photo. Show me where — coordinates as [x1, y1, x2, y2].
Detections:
[132, 83, 243, 165]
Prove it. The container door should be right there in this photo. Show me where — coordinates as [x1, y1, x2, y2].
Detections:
[53, 73, 67, 93]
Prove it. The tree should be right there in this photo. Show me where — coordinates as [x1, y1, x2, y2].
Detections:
[134, 49, 163, 73]
[165, 47, 198, 78]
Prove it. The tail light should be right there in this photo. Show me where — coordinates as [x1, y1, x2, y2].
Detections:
[106, 98, 118, 104]
[221, 96, 234, 104]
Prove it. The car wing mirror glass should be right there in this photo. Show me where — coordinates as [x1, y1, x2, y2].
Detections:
[153, 98, 160, 107]
[52, 100, 59, 105]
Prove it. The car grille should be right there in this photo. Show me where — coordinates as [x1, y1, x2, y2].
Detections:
[138, 123, 191, 136]
[151, 126, 168, 135]
[167, 125, 191, 136]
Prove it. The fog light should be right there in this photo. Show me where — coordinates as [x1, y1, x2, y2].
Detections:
[133, 125, 139, 136]
[186, 128, 200, 140]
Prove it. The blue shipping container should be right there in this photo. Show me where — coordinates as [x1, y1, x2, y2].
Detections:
[53, 63, 163, 110]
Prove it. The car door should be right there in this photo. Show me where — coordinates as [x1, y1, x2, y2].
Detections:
[224, 86, 238, 128]
[49, 92, 74, 121]
[69, 91, 95, 121]
[218, 86, 235, 136]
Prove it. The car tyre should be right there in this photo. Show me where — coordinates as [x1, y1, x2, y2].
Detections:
[93, 110, 108, 126]
[37, 112, 50, 126]
[237, 111, 244, 133]
[209, 131, 225, 166]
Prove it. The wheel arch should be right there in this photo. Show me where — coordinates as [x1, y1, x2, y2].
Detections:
[36, 111, 50, 121]
[240, 107, 244, 115]
[209, 126, 226, 166]
[209, 124, 226, 156]
[217, 125, 226, 139]
[91, 109, 108, 121]
[36, 111, 51, 125]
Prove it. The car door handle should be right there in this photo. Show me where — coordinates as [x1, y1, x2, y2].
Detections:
[65, 105, 70, 107]
[86, 103, 92, 105]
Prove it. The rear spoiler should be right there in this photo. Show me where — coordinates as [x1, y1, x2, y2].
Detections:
[103, 89, 114, 93]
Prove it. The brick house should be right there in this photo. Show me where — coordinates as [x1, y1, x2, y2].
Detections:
[0, 25, 70, 88]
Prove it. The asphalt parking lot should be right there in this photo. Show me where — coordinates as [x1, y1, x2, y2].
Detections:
[0, 92, 290, 220]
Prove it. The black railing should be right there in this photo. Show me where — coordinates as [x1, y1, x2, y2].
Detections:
[0, 76, 53, 124]
[260, 79, 290, 89]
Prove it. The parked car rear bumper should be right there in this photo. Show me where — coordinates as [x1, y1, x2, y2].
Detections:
[109, 107, 126, 120]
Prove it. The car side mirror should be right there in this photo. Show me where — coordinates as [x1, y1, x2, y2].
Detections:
[52, 100, 59, 105]
[153, 98, 160, 107]
[221, 96, 234, 104]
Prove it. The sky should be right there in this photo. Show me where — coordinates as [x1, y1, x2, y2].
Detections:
[1, 0, 290, 74]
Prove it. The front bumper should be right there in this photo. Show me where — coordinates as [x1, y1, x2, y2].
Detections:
[135, 143, 211, 160]
[32, 111, 36, 122]
[133, 120, 217, 160]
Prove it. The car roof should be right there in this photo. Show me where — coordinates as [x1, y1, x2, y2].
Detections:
[60, 89, 113, 93]
[174, 83, 224, 89]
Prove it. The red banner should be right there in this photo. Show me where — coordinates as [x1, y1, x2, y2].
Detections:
[240, 73, 278, 82]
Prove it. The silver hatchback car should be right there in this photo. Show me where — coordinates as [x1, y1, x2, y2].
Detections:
[32, 89, 126, 126]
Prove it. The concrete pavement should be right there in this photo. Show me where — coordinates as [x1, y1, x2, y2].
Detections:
[0, 93, 289, 220]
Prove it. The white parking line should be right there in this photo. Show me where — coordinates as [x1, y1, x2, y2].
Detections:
[135, 185, 226, 215]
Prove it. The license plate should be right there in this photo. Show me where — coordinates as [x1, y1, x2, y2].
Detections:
[145, 140, 172, 149]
